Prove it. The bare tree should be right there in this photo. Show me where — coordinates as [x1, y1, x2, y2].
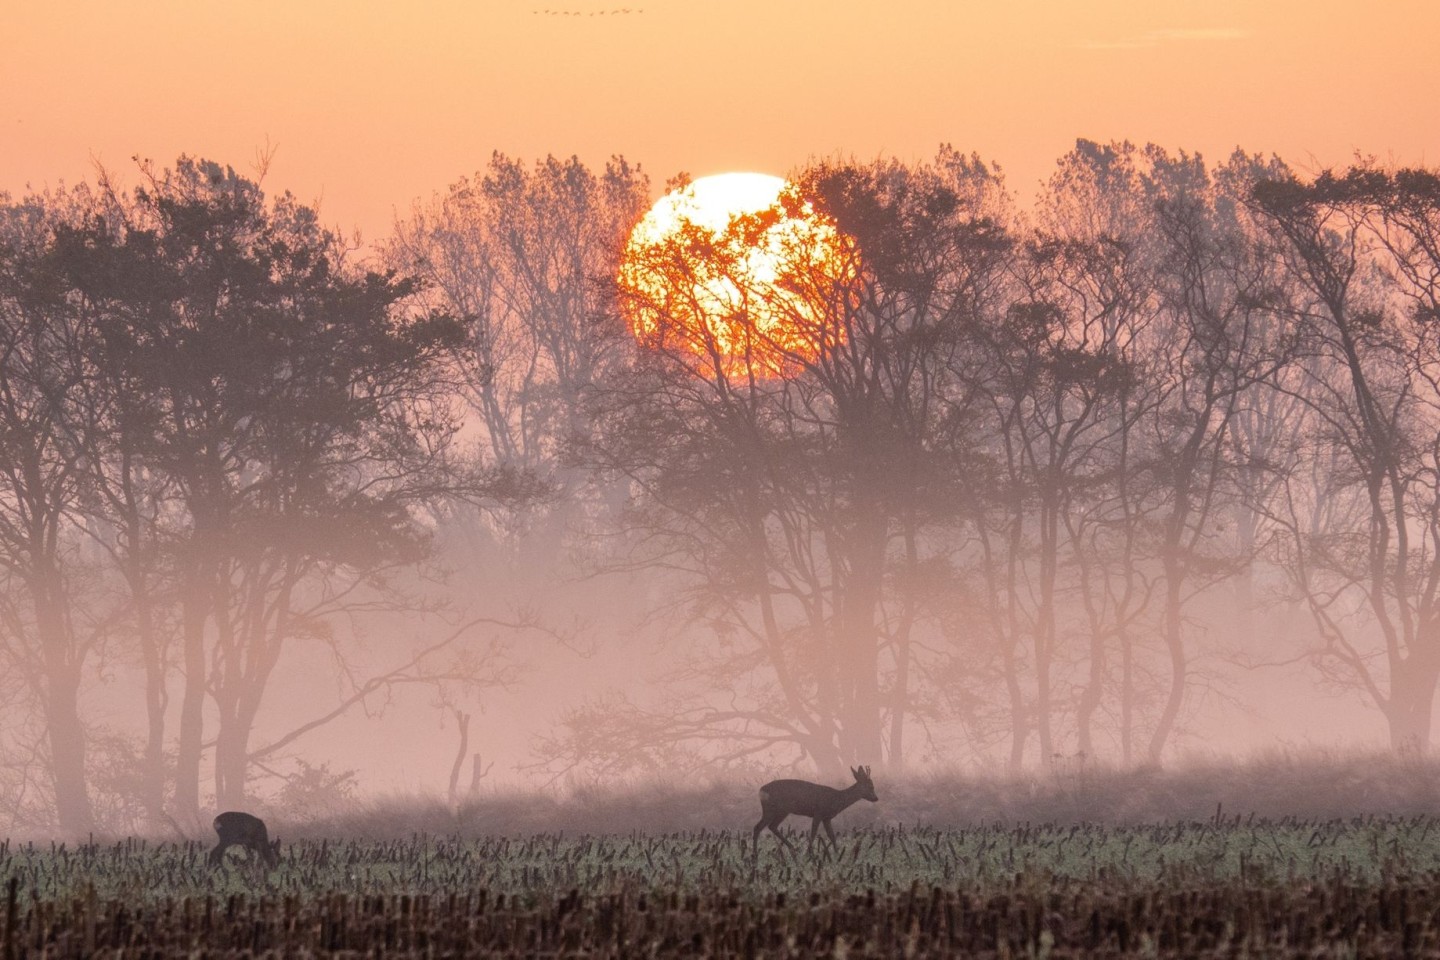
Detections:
[1252, 164, 1440, 751]
[0, 185, 108, 835]
[387, 154, 650, 566]
[963, 143, 1293, 769]
[1135, 148, 1294, 762]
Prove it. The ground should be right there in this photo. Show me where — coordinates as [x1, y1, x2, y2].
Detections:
[5, 816, 1438, 956]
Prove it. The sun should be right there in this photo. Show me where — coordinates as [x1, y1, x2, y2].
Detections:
[617, 172, 851, 377]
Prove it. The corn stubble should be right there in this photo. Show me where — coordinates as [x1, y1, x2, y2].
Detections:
[5, 818, 1440, 956]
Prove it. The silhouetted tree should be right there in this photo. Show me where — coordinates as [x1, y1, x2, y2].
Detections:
[0, 186, 106, 836]
[975, 231, 1144, 769]
[1253, 164, 1440, 752]
[387, 154, 650, 567]
[60, 158, 472, 814]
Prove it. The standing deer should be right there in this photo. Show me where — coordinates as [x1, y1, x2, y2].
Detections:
[752, 765, 878, 856]
[209, 811, 280, 870]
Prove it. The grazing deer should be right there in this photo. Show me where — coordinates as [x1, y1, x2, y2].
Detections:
[753, 765, 878, 856]
[209, 811, 280, 870]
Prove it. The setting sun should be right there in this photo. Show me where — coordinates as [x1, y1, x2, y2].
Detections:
[617, 172, 850, 377]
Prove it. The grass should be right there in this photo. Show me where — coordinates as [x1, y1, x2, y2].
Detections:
[9, 817, 1440, 901]
[6, 817, 1440, 956]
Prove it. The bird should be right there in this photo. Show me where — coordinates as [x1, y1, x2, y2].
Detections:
[531, 5, 644, 14]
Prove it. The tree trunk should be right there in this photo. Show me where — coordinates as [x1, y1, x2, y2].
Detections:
[173, 584, 209, 825]
[1147, 565, 1186, 765]
[839, 510, 886, 766]
[888, 628, 911, 769]
[214, 569, 294, 811]
[213, 708, 251, 810]
[114, 458, 170, 827]
[1120, 626, 1134, 765]
[449, 710, 471, 808]
[34, 577, 94, 837]
[133, 588, 168, 827]
[1076, 623, 1104, 758]
[213, 661, 274, 812]
[1387, 652, 1440, 754]
[886, 523, 920, 769]
[1035, 491, 1060, 767]
[1003, 513, 1029, 773]
[44, 672, 94, 837]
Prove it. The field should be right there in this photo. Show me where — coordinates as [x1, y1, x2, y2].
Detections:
[6, 816, 1440, 957]
[9, 756, 1440, 957]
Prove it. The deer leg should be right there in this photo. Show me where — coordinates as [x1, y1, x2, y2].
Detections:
[766, 815, 794, 851]
[757, 812, 792, 855]
[821, 819, 838, 849]
[807, 818, 821, 852]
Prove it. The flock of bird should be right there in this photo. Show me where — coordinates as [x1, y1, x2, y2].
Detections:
[533, 8, 645, 15]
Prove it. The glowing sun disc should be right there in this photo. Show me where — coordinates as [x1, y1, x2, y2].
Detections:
[618, 172, 848, 375]
[638, 172, 787, 236]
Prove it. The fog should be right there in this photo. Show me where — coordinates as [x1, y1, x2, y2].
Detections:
[1, 144, 1436, 840]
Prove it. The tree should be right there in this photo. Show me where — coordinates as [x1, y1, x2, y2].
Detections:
[0, 185, 106, 835]
[387, 154, 650, 565]
[974, 231, 1144, 769]
[1252, 164, 1440, 751]
[61, 157, 474, 814]
[963, 143, 1293, 769]
[1134, 148, 1293, 761]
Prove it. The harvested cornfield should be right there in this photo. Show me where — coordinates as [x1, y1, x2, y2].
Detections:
[5, 817, 1440, 956]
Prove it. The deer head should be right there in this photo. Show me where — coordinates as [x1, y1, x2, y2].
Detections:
[850, 765, 878, 802]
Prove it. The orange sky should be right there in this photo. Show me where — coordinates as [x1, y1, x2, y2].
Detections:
[5, 0, 1436, 243]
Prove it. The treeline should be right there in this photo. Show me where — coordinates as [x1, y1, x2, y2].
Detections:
[3, 143, 1439, 837]
[517, 144, 1440, 787]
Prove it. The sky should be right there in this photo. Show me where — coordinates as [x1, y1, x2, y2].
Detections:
[5, 0, 1437, 244]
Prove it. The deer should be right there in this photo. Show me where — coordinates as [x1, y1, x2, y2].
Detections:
[752, 765, 878, 856]
[208, 811, 280, 871]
